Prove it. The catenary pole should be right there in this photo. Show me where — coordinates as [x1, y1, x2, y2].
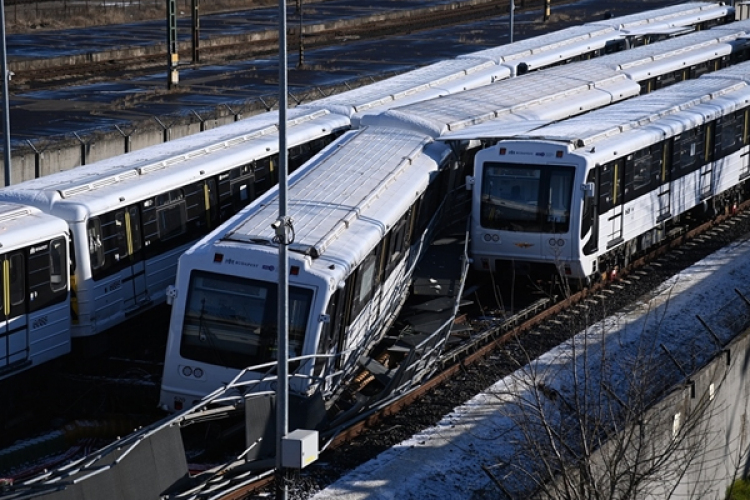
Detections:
[275, 0, 289, 497]
[1, 0, 11, 186]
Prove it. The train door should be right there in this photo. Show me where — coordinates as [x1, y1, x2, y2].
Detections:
[87, 204, 146, 332]
[600, 158, 624, 247]
[658, 141, 672, 221]
[699, 123, 715, 200]
[0, 251, 29, 372]
[117, 206, 147, 312]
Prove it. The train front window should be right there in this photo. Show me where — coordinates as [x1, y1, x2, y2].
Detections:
[179, 270, 313, 370]
[480, 161, 574, 233]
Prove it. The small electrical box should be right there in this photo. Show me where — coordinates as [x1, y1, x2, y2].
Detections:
[282, 429, 319, 469]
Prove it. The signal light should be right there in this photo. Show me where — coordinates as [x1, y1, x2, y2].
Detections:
[291, 266, 300, 276]
[499, 148, 506, 155]
[556, 150, 563, 158]
[214, 253, 224, 263]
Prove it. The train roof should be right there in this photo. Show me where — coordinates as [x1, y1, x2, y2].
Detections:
[0, 109, 349, 215]
[360, 66, 639, 137]
[464, 2, 732, 65]
[436, 21, 750, 142]
[300, 58, 510, 123]
[0, 108, 348, 194]
[513, 67, 750, 147]
[461, 24, 616, 66]
[0, 203, 68, 250]
[219, 127, 450, 265]
[588, 2, 732, 31]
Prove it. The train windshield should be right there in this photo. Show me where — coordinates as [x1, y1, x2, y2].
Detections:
[480, 162, 574, 233]
[179, 270, 313, 370]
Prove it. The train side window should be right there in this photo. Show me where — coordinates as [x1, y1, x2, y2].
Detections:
[704, 122, 715, 164]
[230, 164, 255, 212]
[69, 234, 76, 275]
[49, 237, 67, 292]
[581, 170, 596, 241]
[87, 218, 105, 270]
[625, 144, 662, 201]
[716, 111, 744, 158]
[598, 158, 622, 212]
[254, 157, 273, 195]
[672, 128, 703, 175]
[351, 248, 380, 318]
[385, 208, 412, 279]
[127, 206, 143, 254]
[28, 239, 68, 313]
[8, 253, 24, 308]
[156, 189, 187, 241]
[115, 207, 142, 261]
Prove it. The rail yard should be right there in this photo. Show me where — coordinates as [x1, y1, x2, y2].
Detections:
[1, 1, 750, 499]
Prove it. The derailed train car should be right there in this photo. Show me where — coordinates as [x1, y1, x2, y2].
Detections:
[158, 126, 461, 432]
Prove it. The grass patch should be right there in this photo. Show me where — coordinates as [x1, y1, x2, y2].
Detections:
[728, 478, 750, 500]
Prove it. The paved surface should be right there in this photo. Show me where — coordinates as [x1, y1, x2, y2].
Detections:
[3, 0, 681, 145]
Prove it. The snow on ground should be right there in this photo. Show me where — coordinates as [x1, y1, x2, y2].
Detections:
[310, 235, 750, 500]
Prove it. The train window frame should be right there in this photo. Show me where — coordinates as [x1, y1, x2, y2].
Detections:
[624, 143, 662, 202]
[27, 238, 68, 313]
[598, 158, 623, 213]
[715, 110, 745, 158]
[672, 127, 704, 175]
[87, 217, 105, 271]
[8, 253, 24, 308]
[49, 237, 67, 293]
[351, 247, 381, 319]
[156, 188, 188, 241]
[580, 169, 596, 242]
[384, 208, 412, 279]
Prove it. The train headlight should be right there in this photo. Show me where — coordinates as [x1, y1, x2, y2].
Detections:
[182, 365, 193, 377]
[194, 367, 204, 378]
[483, 234, 492, 242]
[492, 234, 500, 242]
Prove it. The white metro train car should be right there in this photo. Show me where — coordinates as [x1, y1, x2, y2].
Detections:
[0, 109, 349, 339]
[469, 60, 750, 284]
[159, 126, 458, 418]
[0, 204, 68, 378]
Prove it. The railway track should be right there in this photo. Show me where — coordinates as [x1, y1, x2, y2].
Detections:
[230, 204, 750, 499]
[1, 200, 748, 497]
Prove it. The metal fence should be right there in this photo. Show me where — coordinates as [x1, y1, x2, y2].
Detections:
[4, 0, 262, 25]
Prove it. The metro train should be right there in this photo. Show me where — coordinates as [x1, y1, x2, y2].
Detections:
[0, 2, 738, 380]
[158, 125, 459, 437]
[468, 60, 750, 287]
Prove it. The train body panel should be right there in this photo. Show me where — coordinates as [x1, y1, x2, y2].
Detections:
[159, 127, 455, 413]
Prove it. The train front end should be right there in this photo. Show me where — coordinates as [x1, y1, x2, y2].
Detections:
[470, 140, 591, 284]
[159, 240, 328, 414]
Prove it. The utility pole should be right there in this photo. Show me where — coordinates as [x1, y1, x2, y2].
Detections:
[1, 0, 11, 186]
[167, 0, 179, 89]
[191, 0, 200, 63]
[275, 0, 290, 498]
[297, 0, 304, 68]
